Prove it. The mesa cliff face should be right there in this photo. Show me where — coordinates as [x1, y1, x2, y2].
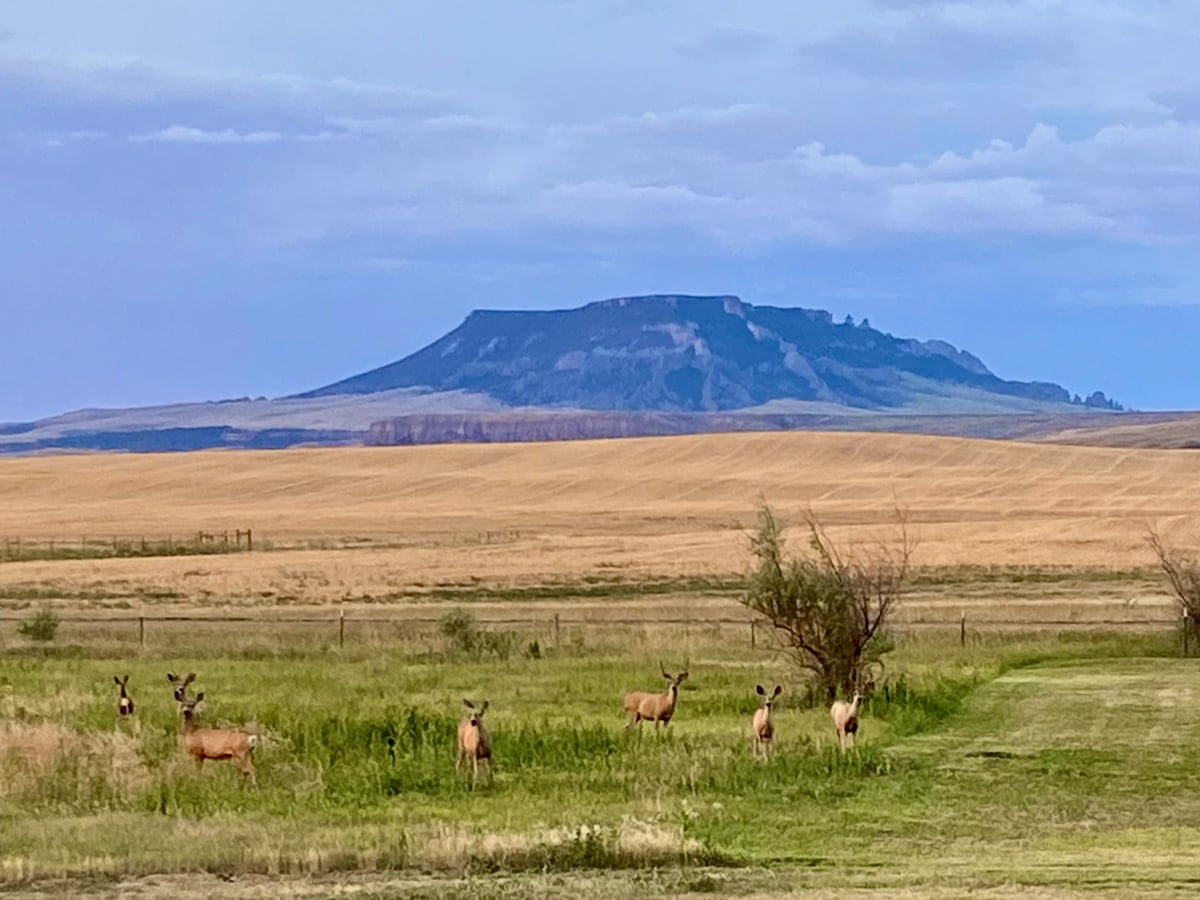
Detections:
[305, 294, 1082, 413]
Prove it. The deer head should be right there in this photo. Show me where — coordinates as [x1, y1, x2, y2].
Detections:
[463, 698, 489, 726]
[660, 662, 689, 692]
[177, 690, 206, 721]
[167, 672, 196, 702]
[756, 683, 782, 709]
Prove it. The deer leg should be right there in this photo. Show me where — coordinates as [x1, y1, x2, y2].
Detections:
[237, 753, 256, 786]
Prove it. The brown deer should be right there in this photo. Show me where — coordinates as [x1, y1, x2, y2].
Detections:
[113, 675, 134, 718]
[752, 684, 782, 759]
[170, 675, 258, 784]
[623, 663, 688, 731]
[456, 699, 492, 789]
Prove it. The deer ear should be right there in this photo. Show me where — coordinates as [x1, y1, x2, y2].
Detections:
[463, 699, 474, 710]
[773, 684, 783, 697]
[194, 691, 205, 702]
[756, 684, 765, 695]
[166, 673, 176, 683]
[114, 676, 121, 686]
[480, 700, 489, 713]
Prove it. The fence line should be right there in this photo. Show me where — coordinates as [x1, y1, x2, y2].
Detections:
[0, 529, 253, 563]
[0, 610, 1189, 651]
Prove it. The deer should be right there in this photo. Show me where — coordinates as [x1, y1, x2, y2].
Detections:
[456, 699, 492, 790]
[623, 663, 688, 731]
[752, 684, 782, 759]
[113, 675, 134, 718]
[831, 691, 863, 751]
[168, 673, 258, 784]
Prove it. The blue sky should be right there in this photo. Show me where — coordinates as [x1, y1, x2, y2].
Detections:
[2, 1, 1198, 421]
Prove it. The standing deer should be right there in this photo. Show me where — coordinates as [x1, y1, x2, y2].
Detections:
[752, 684, 782, 759]
[456, 699, 492, 789]
[623, 663, 688, 731]
[169, 674, 258, 784]
[831, 691, 863, 751]
[113, 675, 134, 718]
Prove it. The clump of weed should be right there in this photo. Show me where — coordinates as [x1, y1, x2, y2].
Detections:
[439, 608, 517, 660]
[18, 608, 59, 642]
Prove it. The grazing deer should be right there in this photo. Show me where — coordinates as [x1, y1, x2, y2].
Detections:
[114, 675, 134, 718]
[831, 691, 863, 751]
[171, 676, 258, 785]
[752, 684, 782, 759]
[623, 663, 688, 731]
[456, 699, 492, 789]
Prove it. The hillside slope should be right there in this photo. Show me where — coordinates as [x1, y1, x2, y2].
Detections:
[305, 294, 1111, 414]
[2, 431, 1197, 573]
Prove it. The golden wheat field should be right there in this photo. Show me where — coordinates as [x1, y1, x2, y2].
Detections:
[1, 431, 1198, 619]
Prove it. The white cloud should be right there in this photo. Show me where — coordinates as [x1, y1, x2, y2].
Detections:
[130, 125, 282, 144]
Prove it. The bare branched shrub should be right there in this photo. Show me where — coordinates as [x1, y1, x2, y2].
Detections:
[741, 503, 912, 701]
[1146, 526, 1200, 623]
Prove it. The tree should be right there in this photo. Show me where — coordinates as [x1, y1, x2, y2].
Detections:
[1146, 526, 1200, 651]
[741, 503, 912, 701]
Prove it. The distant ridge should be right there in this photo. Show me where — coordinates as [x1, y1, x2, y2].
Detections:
[3, 294, 1155, 455]
[305, 294, 1120, 414]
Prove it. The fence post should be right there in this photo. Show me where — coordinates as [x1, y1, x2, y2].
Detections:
[554, 613, 561, 649]
[339, 608, 346, 649]
[139, 615, 145, 648]
[750, 619, 756, 649]
[247, 528, 253, 552]
[960, 611, 966, 648]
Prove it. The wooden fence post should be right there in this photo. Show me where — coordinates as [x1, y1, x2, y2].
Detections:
[339, 608, 346, 649]
[139, 615, 145, 648]
[750, 619, 756, 649]
[247, 528, 253, 552]
[960, 611, 966, 648]
[554, 614, 561, 649]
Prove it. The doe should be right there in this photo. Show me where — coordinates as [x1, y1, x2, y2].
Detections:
[114, 675, 134, 718]
[752, 684, 782, 759]
[456, 699, 492, 789]
[830, 691, 863, 751]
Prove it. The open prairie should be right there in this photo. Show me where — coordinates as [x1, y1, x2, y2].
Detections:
[1, 432, 1198, 624]
[4, 432, 1200, 898]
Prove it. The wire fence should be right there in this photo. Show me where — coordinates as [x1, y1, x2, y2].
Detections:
[0, 609, 1190, 652]
[0, 530, 254, 563]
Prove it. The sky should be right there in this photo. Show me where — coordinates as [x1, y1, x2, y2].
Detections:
[2, 0, 1198, 421]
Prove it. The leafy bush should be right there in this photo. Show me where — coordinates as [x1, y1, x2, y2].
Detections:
[438, 608, 517, 659]
[741, 503, 911, 701]
[439, 608, 480, 654]
[18, 608, 59, 642]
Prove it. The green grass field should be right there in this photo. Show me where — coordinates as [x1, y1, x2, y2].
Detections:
[4, 624, 1200, 898]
